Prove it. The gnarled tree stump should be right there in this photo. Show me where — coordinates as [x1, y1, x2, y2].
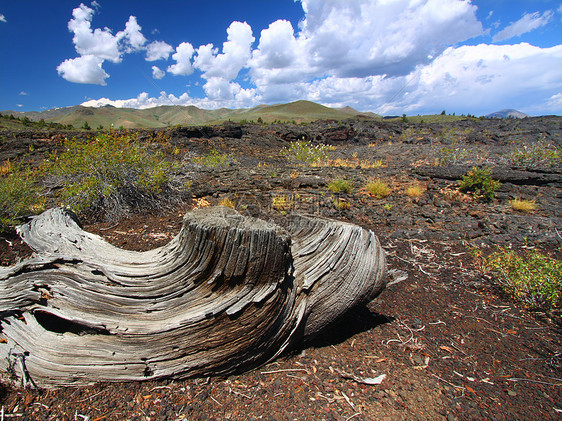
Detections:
[0, 207, 386, 388]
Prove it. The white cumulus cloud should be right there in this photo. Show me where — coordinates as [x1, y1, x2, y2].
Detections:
[378, 43, 562, 115]
[249, 19, 309, 86]
[146, 40, 174, 61]
[545, 93, 562, 113]
[59, 3, 149, 85]
[194, 21, 255, 81]
[493, 11, 554, 42]
[248, 0, 484, 100]
[302, 0, 483, 77]
[202, 77, 256, 104]
[118, 16, 147, 52]
[152, 65, 165, 79]
[0, 14, 6, 23]
[78, 0, 562, 116]
[168, 42, 195, 76]
[57, 55, 109, 85]
[67, 3, 121, 62]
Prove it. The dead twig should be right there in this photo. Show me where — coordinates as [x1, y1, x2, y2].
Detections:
[431, 374, 466, 390]
[229, 388, 252, 399]
[336, 369, 386, 385]
[149, 385, 172, 392]
[260, 368, 309, 375]
[341, 391, 355, 409]
[507, 378, 562, 386]
[210, 395, 223, 406]
[76, 390, 104, 403]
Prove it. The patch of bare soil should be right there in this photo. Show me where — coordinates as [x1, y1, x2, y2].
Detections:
[0, 117, 560, 420]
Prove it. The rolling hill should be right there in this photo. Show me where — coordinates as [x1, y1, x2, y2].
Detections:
[2, 101, 379, 129]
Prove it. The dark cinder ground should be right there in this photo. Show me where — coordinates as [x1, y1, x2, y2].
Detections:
[0, 116, 561, 420]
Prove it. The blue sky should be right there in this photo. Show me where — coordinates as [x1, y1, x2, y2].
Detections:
[1, 0, 561, 116]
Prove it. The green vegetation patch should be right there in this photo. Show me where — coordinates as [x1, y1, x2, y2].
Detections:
[0, 171, 44, 232]
[482, 248, 561, 311]
[327, 178, 353, 194]
[508, 139, 561, 169]
[365, 179, 391, 199]
[193, 149, 230, 168]
[458, 167, 501, 201]
[437, 146, 470, 166]
[46, 130, 179, 221]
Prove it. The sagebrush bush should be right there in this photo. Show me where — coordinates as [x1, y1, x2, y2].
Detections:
[327, 178, 353, 194]
[458, 167, 500, 201]
[46, 130, 180, 221]
[508, 139, 561, 168]
[280, 140, 331, 165]
[437, 146, 470, 165]
[0, 172, 44, 232]
[483, 248, 561, 311]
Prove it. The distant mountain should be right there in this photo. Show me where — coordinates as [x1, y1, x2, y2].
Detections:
[2, 106, 83, 121]
[1, 100, 380, 129]
[485, 109, 529, 119]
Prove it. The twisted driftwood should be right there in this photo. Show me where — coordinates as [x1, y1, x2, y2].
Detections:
[0, 207, 386, 388]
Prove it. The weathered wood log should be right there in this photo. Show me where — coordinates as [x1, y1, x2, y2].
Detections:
[0, 207, 386, 388]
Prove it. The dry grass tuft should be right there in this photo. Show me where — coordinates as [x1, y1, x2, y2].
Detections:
[510, 198, 537, 213]
[218, 197, 236, 209]
[192, 198, 211, 209]
[272, 195, 295, 212]
[0, 160, 14, 176]
[333, 198, 351, 210]
[405, 184, 425, 198]
[366, 179, 391, 199]
[312, 157, 384, 169]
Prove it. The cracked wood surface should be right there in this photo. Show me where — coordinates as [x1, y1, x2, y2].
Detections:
[0, 207, 386, 388]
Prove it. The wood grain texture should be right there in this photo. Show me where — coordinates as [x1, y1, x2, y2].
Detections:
[0, 207, 386, 388]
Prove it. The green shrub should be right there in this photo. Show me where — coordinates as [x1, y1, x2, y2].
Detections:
[327, 178, 353, 194]
[280, 140, 331, 165]
[47, 130, 179, 221]
[0, 172, 44, 232]
[458, 167, 500, 201]
[483, 248, 561, 311]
